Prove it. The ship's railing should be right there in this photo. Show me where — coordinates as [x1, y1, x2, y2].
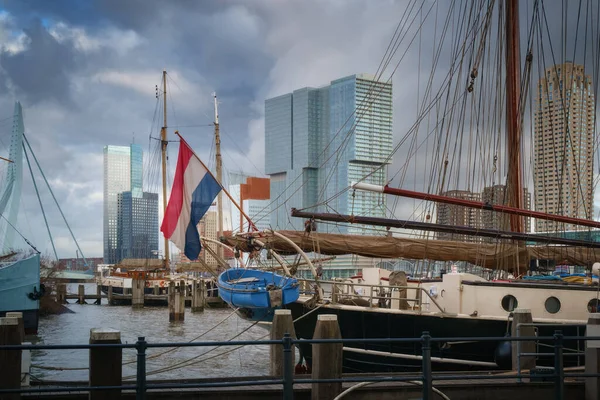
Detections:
[296, 278, 446, 313]
[1, 331, 599, 400]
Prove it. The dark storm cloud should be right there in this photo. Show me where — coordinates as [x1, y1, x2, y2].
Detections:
[1, 18, 79, 105]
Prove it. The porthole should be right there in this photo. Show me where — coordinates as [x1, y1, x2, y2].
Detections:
[501, 295, 518, 312]
[588, 299, 600, 313]
[545, 296, 561, 314]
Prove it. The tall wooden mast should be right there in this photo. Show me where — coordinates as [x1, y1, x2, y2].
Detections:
[505, 0, 524, 233]
[214, 93, 224, 260]
[161, 70, 170, 269]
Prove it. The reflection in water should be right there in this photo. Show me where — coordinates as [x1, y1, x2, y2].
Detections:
[31, 284, 269, 381]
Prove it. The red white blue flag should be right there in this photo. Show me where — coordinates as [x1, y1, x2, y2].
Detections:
[160, 140, 221, 260]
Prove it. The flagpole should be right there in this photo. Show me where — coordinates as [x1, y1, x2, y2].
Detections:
[174, 131, 259, 232]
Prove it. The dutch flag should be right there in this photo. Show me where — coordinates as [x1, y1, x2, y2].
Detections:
[160, 140, 221, 261]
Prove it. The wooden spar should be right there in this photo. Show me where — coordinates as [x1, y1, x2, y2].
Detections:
[290, 208, 600, 248]
[352, 182, 600, 229]
[161, 70, 170, 269]
[174, 131, 258, 232]
[505, 0, 524, 233]
[0, 156, 13, 163]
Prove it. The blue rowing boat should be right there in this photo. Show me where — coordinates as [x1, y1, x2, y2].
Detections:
[217, 268, 299, 322]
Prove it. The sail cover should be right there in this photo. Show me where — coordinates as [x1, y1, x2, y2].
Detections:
[221, 231, 600, 270]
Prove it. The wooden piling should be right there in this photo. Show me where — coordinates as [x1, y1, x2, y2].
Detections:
[270, 309, 295, 376]
[95, 285, 102, 305]
[311, 314, 342, 400]
[107, 286, 113, 305]
[0, 317, 22, 400]
[5, 312, 24, 343]
[585, 313, 600, 400]
[78, 284, 87, 304]
[511, 308, 535, 371]
[131, 279, 145, 308]
[169, 281, 184, 321]
[89, 328, 122, 400]
[57, 283, 67, 304]
[191, 280, 204, 312]
[153, 285, 159, 295]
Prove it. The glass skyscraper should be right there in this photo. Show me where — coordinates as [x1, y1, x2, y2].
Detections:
[103, 144, 158, 264]
[265, 74, 393, 233]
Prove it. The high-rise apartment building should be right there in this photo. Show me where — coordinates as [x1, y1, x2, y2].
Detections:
[198, 208, 218, 266]
[265, 74, 392, 233]
[481, 185, 531, 233]
[436, 190, 481, 242]
[534, 62, 595, 232]
[117, 191, 159, 260]
[103, 144, 158, 264]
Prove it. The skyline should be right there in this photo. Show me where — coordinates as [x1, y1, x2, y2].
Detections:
[0, 1, 598, 259]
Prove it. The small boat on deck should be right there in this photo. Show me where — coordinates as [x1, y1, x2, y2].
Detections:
[217, 268, 299, 322]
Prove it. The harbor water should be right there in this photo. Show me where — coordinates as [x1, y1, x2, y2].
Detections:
[31, 284, 269, 382]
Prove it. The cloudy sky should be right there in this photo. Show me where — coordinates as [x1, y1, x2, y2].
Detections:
[0, 0, 597, 259]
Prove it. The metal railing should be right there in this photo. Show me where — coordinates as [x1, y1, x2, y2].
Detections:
[297, 277, 446, 313]
[1, 331, 600, 400]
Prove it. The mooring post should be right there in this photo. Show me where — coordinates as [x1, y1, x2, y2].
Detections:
[5, 312, 24, 344]
[585, 313, 600, 400]
[511, 308, 535, 372]
[421, 331, 433, 400]
[57, 283, 67, 304]
[135, 336, 147, 400]
[311, 314, 342, 400]
[89, 328, 122, 400]
[132, 278, 144, 308]
[191, 280, 204, 312]
[168, 281, 176, 321]
[153, 285, 159, 296]
[179, 280, 186, 316]
[78, 284, 86, 304]
[0, 317, 21, 400]
[95, 285, 102, 305]
[108, 286, 113, 305]
[270, 309, 296, 376]
[554, 330, 564, 400]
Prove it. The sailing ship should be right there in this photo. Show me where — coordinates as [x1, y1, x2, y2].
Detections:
[220, 0, 600, 372]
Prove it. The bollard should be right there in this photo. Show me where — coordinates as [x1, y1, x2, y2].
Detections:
[191, 280, 204, 312]
[511, 308, 535, 372]
[132, 279, 144, 308]
[89, 328, 122, 400]
[311, 314, 342, 400]
[5, 312, 24, 344]
[78, 284, 87, 304]
[270, 309, 296, 376]
[108, 286, 113, 305]
[585, 313, 600, 400]
[0, 317, 22, 400]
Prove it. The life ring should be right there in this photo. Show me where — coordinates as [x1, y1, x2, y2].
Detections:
[160, 281, 165, 288]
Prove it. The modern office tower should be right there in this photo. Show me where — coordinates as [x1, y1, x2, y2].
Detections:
[117, 191, 159, 260]
[436, 190, 482, 242]
[534, 62, 595, 232]
[198, 208, 218, 266]
[265, 74, 392, 233]
[228, 172, 271, 233]
[103, 144, 158, 264]
[481, 185, 531, 233]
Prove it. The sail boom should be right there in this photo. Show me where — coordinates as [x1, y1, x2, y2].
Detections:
[351, 182, 600, 230]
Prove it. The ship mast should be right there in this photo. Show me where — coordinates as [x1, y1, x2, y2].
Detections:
[505, 0, 524, 233]
[161, 70, 170, 269]
[214, 93, 224, 260]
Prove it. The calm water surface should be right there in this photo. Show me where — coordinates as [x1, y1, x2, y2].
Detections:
[31, 284, 269, 382]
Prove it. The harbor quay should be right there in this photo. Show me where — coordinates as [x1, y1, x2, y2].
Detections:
[1, 311, 600, 400]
